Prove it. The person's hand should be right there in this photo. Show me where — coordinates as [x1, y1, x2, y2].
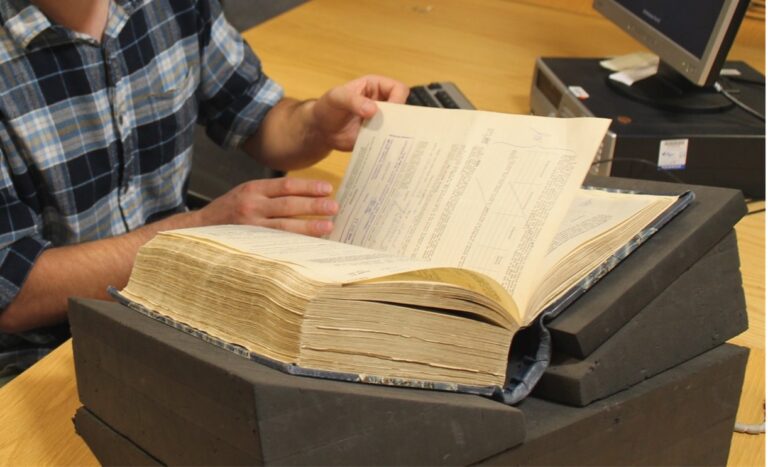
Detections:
[310, 75, 409, 151]
[242, 75, 408, 171]
[195, 177, 339, 236]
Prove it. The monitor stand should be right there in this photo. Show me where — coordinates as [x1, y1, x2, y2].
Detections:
[606, 62, 732, 112]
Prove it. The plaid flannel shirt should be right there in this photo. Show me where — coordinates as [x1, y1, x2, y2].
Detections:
[0, 0, 283, 374]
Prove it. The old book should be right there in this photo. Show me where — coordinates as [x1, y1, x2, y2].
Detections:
[115, 103, 691, 402]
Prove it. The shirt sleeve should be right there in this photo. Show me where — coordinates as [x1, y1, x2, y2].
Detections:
[0, 149, 49, 310]
[194, 0, 284, 150]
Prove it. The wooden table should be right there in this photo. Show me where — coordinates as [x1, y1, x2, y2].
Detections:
[0, 1, 763, 465]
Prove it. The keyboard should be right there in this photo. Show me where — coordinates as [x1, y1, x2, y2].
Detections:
[406, 82, 475, 109]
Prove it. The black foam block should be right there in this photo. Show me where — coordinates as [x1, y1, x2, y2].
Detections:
[550, 176, 746, 357]
[536, 229, 748, 405]
[482, 343, 748, 466]
[69, 298, 525, 466]
[72, 344, 748, 466]
[73, 407, 162, 466]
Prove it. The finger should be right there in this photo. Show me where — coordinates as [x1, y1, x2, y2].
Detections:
[364, 75, 410, 104]
[259, 217, 335, 237]
[259, 195, 339, 219]
[328, 84, 376, 119]
[384, 84, 410, 104]
[243, 177, 334, 199]
[352, 77, 410, 117]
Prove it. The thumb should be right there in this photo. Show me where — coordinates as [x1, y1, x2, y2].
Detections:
[328, 84, 377, 118]
[355, 96, 377, 118]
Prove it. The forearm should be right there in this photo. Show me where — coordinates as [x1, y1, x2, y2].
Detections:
[0, 209, 203, 333]
[242, 76, 409, 170]
[242, 98, 332, 171]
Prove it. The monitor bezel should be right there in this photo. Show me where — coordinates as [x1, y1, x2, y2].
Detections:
[593, 0, 750, 87]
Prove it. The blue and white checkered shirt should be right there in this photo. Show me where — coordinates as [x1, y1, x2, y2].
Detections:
[0, 0, 283, 374]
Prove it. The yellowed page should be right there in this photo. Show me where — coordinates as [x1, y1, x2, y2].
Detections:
[371, 268, 516, 315]
[167, 225, 435, 283]
[524, 188, 679, 321]
[544, 189, 677, 265]
[330, 102, 610, 314]
[164, 225, 520, 326]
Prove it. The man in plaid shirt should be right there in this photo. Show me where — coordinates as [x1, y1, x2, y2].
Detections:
[0, 0, 408, 380]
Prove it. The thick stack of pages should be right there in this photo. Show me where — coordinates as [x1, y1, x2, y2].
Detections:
[116, 103, 690, 400]
[118, 227, 514, 389]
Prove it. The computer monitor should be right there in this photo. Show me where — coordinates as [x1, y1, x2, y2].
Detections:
[593, 0, 751, 111]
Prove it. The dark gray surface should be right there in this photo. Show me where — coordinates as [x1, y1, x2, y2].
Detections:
[74, 407, 162, 466]
[71, 340, 748, 466]
[482, 344, 748, 466]
[188, 0, 307, 205]
[536, 229, 748, 406]
[69, 298, 525, 466]
[221, 0, 307, 32]
[549, 175, 747, 357]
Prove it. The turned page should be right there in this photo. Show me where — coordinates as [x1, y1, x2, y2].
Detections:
[523, 188, 680, 322]
[330, 103, 610, 316]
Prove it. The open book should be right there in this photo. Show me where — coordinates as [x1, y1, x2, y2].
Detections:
[116, 103, 692, 403]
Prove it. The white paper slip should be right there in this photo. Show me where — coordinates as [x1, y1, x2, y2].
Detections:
[600, 52, 659, 72]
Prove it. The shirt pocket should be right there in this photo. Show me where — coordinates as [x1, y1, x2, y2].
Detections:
[131, 42, 199, 126]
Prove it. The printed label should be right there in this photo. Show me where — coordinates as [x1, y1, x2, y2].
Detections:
[568, 86, 589, 100]
[658, 139, 688, 170]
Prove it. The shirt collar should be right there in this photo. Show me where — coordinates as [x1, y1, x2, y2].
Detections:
[0, 0, 143, 50]
[104, 0, 139, 41]
[0, 0, 53, 50]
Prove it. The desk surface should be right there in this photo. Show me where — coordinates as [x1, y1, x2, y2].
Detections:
[0, 1, 763, 465]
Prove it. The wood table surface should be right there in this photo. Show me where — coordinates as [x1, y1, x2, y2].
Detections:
[0, 1, 763, 465]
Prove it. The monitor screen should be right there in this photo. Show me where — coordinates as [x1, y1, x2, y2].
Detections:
[593, 0, 750, 87]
